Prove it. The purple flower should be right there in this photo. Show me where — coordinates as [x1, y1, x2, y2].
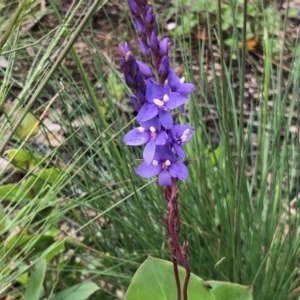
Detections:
[158, 56, 170, 83]
[128, 0, 139, 15]
[136, 61, 153, 78]
[170, 124, 195, 158]
[136, 145, 188, 185]
[123, 118, 168, 164]
[150, 30, 159, 51]
[134, 18, 146, 38]
[168, 68, 195, 96]
[139, 39, 150, 57]
[137, 78, 188, 129]
[120, 0, 195, 185]
[119, 42, 131, 56]
[159, 37, 169, 56]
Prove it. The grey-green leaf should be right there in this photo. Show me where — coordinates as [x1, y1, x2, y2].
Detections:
[51, 282, 99, 300]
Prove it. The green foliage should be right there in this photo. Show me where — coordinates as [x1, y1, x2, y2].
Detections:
[50, 281, 100, 300]
[0, 0, 299, 299]
[24, 259, 47, 300]
[125, 257, 253, 300]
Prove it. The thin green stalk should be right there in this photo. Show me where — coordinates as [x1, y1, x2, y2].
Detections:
[0, 0, 27, 53]
[0, 0, 107, 156]
[216, 0, 236, 280]
[234, 0, 248, 281]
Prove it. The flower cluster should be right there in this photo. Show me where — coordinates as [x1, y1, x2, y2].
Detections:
[120, 0, 194, 186]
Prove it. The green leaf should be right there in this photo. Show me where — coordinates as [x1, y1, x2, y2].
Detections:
[0, 168, 63, 202]
[125, 256, 215, 300]
[16, 111, 39, 138]
[207, 281, 253, 300]
[125, 257, 253, 300]
[51, 282, 99, 300]
[43, 240, 65, 262]
[5, 148, 39, 170]
[4, 227, 31, 249]
[24, 258, 47, 300]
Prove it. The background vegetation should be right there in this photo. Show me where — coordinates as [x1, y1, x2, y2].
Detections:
[0, 0, 299, 299]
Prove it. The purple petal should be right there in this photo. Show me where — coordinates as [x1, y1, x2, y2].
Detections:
[165, 92, 188, 109]
[176, 82, 195, 95]
[159, 110, 173, 129]
[154, 144, 175, 161]
[145, 6, 155, 24]
[134, 18, 146, 37]
[136, 162, 160, 177]
[119, 42, 131, 56]
[137, 61, 153, 77]
[169, 161, 188, 180]
[159, 37, 169, 56]
[143, 139, 156, 164]
[123, 128, 149, 145]
[139, 117, 161, 130]
[150, 30, 159, 50]
[145, 79, 167, 103]
[158, 170, 172, 186]
[128, 0, 138, 14]
[137, 103, 159, 122]
[158, 56, 169, 82]
[139, 39, 150, 57]
[168, 69, 195, 95]
[173, 143, 185, 158]
[155, 131, 168, 145]
[168, 68, 180, 86]
[171, 124, 195, 143]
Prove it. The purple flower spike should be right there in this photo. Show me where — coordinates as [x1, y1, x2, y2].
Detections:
[120, 0, 195, 184]
[136, 145, 188, 185]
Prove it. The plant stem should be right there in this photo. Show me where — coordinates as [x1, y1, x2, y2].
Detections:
[172, 256, 181, 300]
[183, 264, 190, 300]
[164, 179, 190, 300]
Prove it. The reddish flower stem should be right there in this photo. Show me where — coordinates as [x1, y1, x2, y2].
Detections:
[164, 178, 190, 300]
[172, 256, 181, 300]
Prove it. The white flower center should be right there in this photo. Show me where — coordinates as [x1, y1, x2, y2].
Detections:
[149, 126, 157, 139]
[162, 160, 171, 169]
[181, 129, 190, 142]
[152, 160, 158, 166]
[163, 94, 169, 102]
[149, 126, 156, 133]
[153, 98, 164, 107]
[153, 94, 169, 108]
[138, 127, 145, 132]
